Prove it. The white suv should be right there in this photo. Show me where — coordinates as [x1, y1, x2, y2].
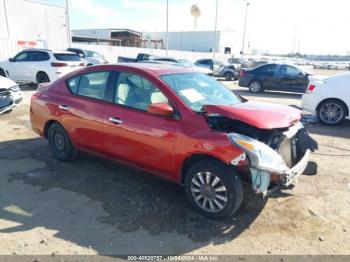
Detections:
[0, 49, 84, 84]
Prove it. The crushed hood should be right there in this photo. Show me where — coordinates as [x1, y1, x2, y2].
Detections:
[203, 101, 301, 129]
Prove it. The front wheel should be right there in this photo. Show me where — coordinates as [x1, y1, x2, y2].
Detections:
[317, 100, 346, 125]
[48, 123, 77, 161]
[185, 159, 243, 219]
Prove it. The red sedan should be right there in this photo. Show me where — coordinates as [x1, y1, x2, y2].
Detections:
[30, 63, 317, 219]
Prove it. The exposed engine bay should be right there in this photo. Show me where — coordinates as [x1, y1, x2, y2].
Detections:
[206, 114, 318, 196]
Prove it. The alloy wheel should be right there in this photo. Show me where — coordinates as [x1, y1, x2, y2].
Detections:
[249, 81, 261, 93]
[319, 102, 344, 125]
[191, 171, 228, 213]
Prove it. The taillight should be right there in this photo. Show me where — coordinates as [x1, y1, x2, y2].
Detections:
[240, 71, 246, 77]
[307, 84, 316, 93]
[51, 62, 68, 67]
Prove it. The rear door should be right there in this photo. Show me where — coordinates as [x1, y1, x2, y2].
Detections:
[59, 70, 113, 152]
[103, 71, 178, 177]
[256, 64, 279, 90]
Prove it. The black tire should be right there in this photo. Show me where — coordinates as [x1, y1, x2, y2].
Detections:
[36, 72, 50, 84]
[0, 68, 6, 77]
[317, 99, 347, 126]
[249, 80, 263, 93]
[47, 123, 77, 161]
[185, 159, 243, 219]
[224, 72, 234, 81]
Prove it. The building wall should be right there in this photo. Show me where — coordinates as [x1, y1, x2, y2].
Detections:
[72, 29, 111, 39]
[0, 0, 68, 49]
[144, 31, 221, 53]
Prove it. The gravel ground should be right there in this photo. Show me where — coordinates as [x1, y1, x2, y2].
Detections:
[0, 76, 349, 256]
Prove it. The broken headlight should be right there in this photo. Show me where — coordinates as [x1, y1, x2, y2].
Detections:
[228, 133, 288, 174]
[10, 85, 20, 92]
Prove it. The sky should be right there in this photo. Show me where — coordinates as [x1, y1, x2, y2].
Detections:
[43, 0, 350, 55]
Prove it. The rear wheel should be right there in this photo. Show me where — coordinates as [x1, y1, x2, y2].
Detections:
[224, 72, 234, 81]
[185, 159, 243, 219]
[249, 80, 263, 93]
[317, 100, 346, 125]
[47, 123, 77, 161]
[36, 72, 50, 84]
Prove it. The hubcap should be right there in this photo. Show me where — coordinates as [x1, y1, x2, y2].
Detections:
[319, 103, 343, 124]
[250, 82, 261, 92]
[53, 132, 65, 151]
[191, 172, 228, 213]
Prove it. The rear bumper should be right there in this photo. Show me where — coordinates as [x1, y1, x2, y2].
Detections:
[238, 78, 250, 87]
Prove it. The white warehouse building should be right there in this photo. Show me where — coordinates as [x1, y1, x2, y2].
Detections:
[0, 0, 69, 58]
[143, 30, 242, 55]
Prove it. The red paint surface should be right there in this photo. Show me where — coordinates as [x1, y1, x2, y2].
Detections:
[30, 64, 299, 183]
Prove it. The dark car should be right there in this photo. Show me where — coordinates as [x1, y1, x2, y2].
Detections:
[238, 63, 310, 93]
[195, 59, 239, 81]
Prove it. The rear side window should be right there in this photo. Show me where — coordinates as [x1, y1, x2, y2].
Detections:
[31, 51, 50, 61]
[54, 53, 81, 61]
[67, 71, 110, 100]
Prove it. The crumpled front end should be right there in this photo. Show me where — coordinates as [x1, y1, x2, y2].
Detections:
[228, 122, 318, 196]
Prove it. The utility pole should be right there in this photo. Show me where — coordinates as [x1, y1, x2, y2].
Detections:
[165, 0, 169, 56]
[65, 0, 72, 47]
[3, 0, 10, 38]
[213, 0, 218, 58]
[241, 2, 250, 58]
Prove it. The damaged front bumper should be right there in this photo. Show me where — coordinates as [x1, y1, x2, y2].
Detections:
[0, 88, 22, 115]
[228, 121, 318, 197]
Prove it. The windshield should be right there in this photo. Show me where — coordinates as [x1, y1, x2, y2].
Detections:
[161, 73, 241, 112]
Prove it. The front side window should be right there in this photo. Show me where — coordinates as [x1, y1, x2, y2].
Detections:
[283, 66, 301, 76]
[14, 52, 30, 62]
[161, 73, 241, 112]
[114, 72, 168, 111]
[67, 71, 110, 100]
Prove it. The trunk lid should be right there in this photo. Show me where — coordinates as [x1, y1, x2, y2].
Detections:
[203, 101, 301, 129]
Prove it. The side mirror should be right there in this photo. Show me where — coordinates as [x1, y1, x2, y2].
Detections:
[148, 103, 174, 117]
[9, 58, 15, 62]
[79, 54, 84, 58]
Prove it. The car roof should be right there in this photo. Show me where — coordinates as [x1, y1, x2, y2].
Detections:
[21, 48, 76, 55]
[91, 63, 195, 76]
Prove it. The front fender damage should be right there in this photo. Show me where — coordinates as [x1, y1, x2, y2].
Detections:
[228, 121, 318, 197]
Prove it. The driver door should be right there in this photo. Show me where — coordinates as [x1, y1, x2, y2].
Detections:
[6, 51, 32, 81]
[103, 71, 178, 178]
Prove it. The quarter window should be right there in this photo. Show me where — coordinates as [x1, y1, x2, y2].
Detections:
[114, 72, 168, 111]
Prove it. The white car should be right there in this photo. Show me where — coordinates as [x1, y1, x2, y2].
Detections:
[67, 48, 108, 66]
[0, 49, 84, 84]
[0, 76, 22, 114]
[302, 72, 350, 125]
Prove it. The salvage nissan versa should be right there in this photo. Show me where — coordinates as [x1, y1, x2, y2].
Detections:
[30, 64, 318, 219]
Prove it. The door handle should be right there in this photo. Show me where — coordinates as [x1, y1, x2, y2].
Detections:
[109, 117, 123, 125]
[59, 105, 69, 110]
